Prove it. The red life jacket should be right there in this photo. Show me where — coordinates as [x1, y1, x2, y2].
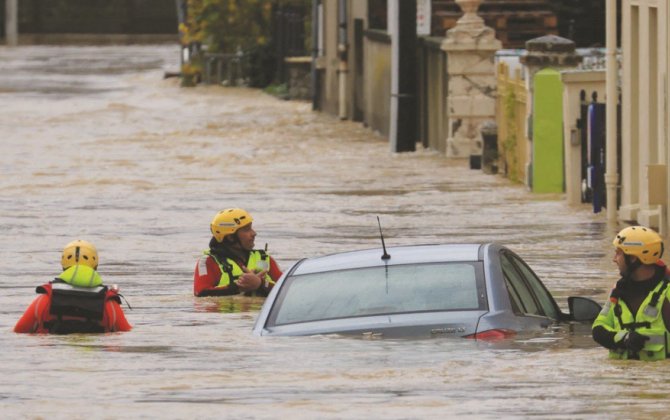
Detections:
[14, 282, 132, 334]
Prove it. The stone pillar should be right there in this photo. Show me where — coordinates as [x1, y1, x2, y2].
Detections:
[441, 0, 501, 162]
[519, 35, 582, 185]
[521, 35, 583, 91]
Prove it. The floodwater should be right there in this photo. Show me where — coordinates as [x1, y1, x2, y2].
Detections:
[1, 44, 668, 419]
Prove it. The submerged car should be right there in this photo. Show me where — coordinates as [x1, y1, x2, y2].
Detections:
[252, 243, 601, 339]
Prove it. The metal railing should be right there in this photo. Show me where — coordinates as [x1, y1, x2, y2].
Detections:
[202, 51, 249, 86]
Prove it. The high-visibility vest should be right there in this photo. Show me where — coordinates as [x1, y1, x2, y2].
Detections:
[204, 249, 273, 289]
[56, 264, 103, 288]
[593, 278, 670, 361]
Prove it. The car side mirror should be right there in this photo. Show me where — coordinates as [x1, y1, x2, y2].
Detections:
[568, 296, 602, 322]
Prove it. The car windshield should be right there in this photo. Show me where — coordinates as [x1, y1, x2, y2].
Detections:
[268, 262, 486, 326]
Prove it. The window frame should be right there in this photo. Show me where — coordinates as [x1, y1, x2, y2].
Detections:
[266, 261, 488, 327]
[499, 250, 561, 320]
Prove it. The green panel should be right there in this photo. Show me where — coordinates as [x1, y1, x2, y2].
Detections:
[532, 68, 564, 193]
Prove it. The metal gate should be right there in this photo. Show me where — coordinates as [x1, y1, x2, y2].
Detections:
[273, 4, 308, 83]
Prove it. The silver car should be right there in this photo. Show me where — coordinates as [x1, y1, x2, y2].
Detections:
[252, 243, 601, 339]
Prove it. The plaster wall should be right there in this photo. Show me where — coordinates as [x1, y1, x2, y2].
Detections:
[619, 0, 669, 232]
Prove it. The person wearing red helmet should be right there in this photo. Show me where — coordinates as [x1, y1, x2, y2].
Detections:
[14, 240, 132, 334]
[193, 208, 282, 297]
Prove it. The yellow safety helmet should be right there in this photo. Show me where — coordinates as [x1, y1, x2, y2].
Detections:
[613, 226, 664, 265]
[210, 208, 253, 243]
[61, 240, 99, 269]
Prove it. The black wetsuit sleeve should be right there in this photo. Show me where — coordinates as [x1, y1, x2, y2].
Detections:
[592, 325, 623, 350]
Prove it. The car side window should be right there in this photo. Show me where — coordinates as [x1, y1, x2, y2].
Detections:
[500, 253, 542, 316]
[504, 275, 524, 315]
[267, 262, 486, 326]
[508, 254, 560, 320]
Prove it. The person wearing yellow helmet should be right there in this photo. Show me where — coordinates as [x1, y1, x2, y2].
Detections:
[592, 226, 670, 360]
[61, 239, 99, 270]
[14, 240, 132, 334]
[194, 208, 282, 297]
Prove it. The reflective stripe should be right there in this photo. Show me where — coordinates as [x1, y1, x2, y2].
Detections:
[198, 257, 208, 276]
[110, 303, 117, 332]
[33, 295, 42, 319]
[599, 300, 611, 316]
[614, 330, 628, 343]
[247, 251, 273, 285]
[87, 267, 96, 287]
[644, 305, 659, 318]
[597, 277, 670, 360]
[71, 265, 79, 282]
[69, 264, 99, 286]
[648, 335, 665, 346]
[205, 250, 273, 289]
[57, 265, 103, 288]
[52, 282, 106, 294]
[204, 252, 233, 288]
[33, 295, 44, 332]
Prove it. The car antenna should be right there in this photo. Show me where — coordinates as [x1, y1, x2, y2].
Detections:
[377, 216, 391, 260]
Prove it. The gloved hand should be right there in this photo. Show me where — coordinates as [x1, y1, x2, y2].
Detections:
[622, 331, 650, 353]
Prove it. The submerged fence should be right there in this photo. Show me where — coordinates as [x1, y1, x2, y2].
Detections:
[201, 51, 249, 86]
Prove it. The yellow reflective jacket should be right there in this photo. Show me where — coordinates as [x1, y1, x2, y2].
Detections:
[593, 278, 670, 361]
[56, 264, 103, 288]
[204, 250, 273, 290]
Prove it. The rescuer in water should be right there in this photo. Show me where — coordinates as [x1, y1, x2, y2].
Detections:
[193, 208, 282, 297]
[593, 226, 670, 360]
[14, 240, 132, 334]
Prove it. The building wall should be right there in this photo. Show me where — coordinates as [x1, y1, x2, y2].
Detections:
[362, 32, 391, 137]
[316, 0, 392, 135]
[619, 0, 669, 234]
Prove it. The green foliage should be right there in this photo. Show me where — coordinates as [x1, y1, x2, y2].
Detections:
[185, 0, 310, 54]
[182, 0, 310, 87]
[502, 87, 519, 183]
[199, 0, 274, 53]
[246, 42, 278, 88]
[263, 83, 289, 99]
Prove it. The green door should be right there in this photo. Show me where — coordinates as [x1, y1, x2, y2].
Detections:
[532, 68, 564, 193]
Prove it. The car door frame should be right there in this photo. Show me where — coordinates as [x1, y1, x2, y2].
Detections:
[480, 243, 561, 331]
[499, 248, 563, 321]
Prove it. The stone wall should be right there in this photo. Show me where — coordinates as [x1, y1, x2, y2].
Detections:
[285, 56, 311, 100]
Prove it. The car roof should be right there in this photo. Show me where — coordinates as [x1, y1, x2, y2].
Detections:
[291, 243, 488, 275]
[252, 242, 564, 338]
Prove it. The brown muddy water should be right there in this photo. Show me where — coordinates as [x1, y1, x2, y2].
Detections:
[1, 44, 668, 419]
